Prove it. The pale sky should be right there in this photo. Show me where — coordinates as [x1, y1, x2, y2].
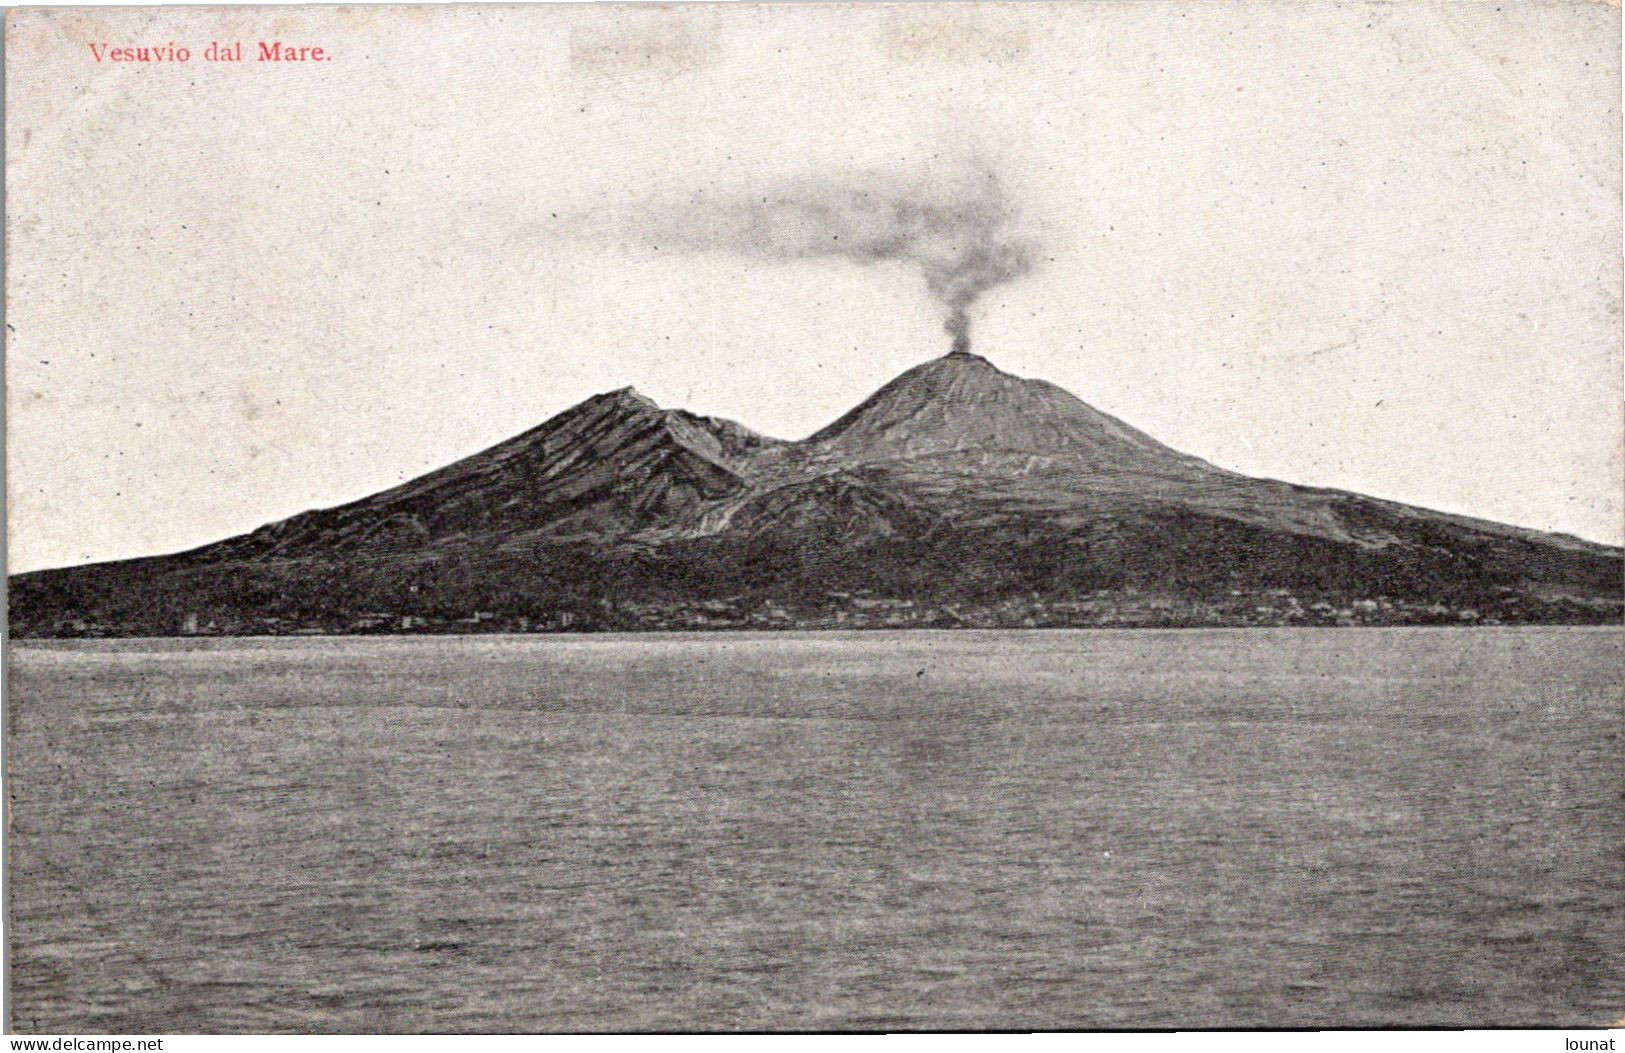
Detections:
[7, 2, 1621, 573]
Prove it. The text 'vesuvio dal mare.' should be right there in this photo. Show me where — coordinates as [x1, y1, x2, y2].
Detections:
[88, 41, 330, 63]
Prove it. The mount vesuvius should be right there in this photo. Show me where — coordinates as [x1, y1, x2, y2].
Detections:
[11, 352, 1621, 635]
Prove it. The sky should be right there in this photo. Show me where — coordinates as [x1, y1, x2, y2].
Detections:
[6, 2, 1621, 573]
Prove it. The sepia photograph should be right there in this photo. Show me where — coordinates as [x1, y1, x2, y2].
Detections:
[4, 0, 1622, 1037]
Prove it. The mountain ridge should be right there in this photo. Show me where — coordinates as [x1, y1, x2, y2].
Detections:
[807, 352, 1197, 468]
[11, 351, 1621, 635]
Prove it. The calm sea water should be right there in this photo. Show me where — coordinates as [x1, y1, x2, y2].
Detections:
[8, 628, 1622, 1032]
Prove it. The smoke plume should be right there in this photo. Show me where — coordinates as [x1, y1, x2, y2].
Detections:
[596, 165, 1036, 355]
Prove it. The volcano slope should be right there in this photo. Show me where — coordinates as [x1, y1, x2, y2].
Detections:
[11, 352, 1621, 635]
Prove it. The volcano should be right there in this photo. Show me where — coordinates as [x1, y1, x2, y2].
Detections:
[807, 352, 1187, 464]
[11, 352, 1621, 635]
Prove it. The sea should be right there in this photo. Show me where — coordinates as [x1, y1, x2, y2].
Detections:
[7, 628, 1621, 1031]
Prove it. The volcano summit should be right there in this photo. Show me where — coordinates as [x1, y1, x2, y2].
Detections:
[12, 352, 1621, 635]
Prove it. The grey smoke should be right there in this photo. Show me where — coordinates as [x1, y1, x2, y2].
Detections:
[595, 166, 1036, 355]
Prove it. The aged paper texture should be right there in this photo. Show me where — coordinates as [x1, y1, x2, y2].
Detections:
[6, 2, 1622, 1034]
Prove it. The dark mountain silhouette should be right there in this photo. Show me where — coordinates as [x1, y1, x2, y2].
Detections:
[809, 351, 1183, 460]
[12, 351, 1621, 635]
